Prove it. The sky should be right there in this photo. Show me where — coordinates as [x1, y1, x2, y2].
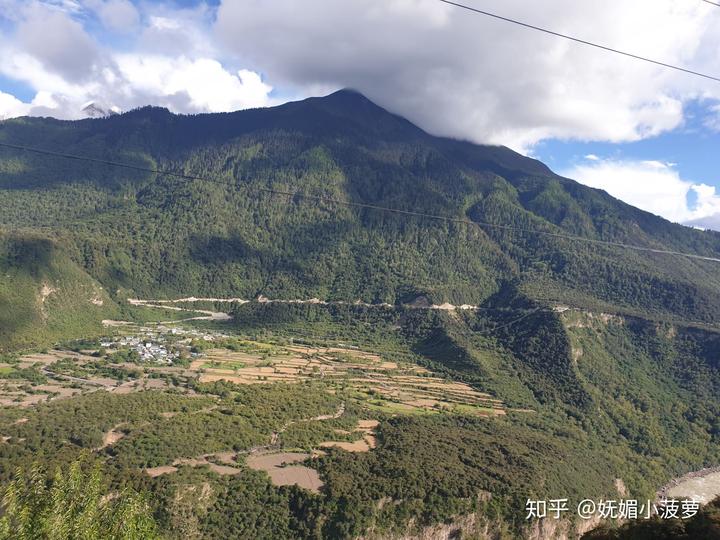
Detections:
[1, 0, 720, 230]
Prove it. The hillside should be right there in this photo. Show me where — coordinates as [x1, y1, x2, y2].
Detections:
[0, 231, 118, 351]
[1, 90, 719, 334]
[1, 91, 720, 539]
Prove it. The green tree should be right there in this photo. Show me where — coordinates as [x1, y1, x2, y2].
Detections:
[0, 457, 160, 540]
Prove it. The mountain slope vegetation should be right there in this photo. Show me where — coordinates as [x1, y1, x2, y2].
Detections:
[1, 90, 719, 335]
[0, 231, 118, 351]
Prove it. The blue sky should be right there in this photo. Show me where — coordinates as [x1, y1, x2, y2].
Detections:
[1, 0, 720, 229]
[532, 98, 720, 228]
[537, 100, 720, 189]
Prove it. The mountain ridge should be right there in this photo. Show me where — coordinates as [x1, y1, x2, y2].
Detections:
[1, 89, 719, 349]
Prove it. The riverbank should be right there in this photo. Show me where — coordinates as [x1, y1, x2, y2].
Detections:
[657, 466, 720, 504]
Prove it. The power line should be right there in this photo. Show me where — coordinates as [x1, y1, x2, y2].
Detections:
[436, 0, 720, 83]
[1, 141, 719, 263]
[701, 0, 720, 8]
[489, 308, 546, 331]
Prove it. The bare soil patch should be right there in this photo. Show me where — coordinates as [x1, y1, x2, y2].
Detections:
[145, 465, 178, 477]
[246, 452, 323, 492]
[95, 424, 126, 451]
[319, 419, 378, 453]
[319, 439, 373, 452]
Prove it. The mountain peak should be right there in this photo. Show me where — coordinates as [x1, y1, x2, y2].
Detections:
[289, 88, 427, 142]
[81, 101, 120, 118]
[325, 88, 375, 102]
[308, 88, 393, 117]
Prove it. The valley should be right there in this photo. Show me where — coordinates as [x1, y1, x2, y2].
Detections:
[2, 90, 720, 538]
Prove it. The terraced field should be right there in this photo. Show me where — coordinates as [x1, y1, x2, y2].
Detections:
[0, 328, 510, 495]
[193, 343, 505, 417]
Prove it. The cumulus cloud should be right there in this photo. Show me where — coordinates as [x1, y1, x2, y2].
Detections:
[0, 54, 274, 119]
[0, 0, 274, 119]
[214, 0, 720, 150]
[16, 3, 103, 82]
[561, 157, 720, 229]
[2, 0, 720, 149]
[0, 91, 29, 119]
[87, 0, 140, 33]
[113, 56, 273, 112]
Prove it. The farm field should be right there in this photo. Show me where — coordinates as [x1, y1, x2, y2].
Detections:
[1, 320, 506, 419]
[246, 452, 324, 492]
[0, 319, 513, 499]
[195, 342, 506, 417]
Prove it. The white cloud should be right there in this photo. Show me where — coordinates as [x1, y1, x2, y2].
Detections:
[136, 5, 218, 58]
[561, 157, 720, 228]
[0, 90, 29, 119]
[114, 56, 273, 112]
[704, 102, 720, 132]
[0, 1, 274, 118]
[1, 0, 719, 154]
[0, 52, 274, 118]
[87, 0, 140, 33]
[685, 213, 720, 231]
[214, 0, 720, 150]
[16, 2, 103, 81]
[0, 89, 67, 119]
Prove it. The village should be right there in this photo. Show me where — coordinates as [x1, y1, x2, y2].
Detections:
[99, 324, 229, 365]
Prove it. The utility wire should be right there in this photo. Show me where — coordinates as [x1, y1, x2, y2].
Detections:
[436, 0, 720, 83]
[489, 308, 546, 331]
[701, 0, 720, 8]
[1, 141, 720, 263]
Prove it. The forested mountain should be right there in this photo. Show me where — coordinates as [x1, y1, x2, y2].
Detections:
[1, 89, 719, 347]
[1, 90, 720, 539]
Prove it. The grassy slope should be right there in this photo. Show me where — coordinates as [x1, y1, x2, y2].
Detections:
[0, 231, 119, 352]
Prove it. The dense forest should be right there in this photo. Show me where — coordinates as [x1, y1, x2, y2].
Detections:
[1, 90, 720, 351]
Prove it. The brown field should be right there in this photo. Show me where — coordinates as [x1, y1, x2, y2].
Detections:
[319, 419, 379, 453]
[245, 452, 324, 492]
[0, 378, 88, 408]
[145, 465, 178, 477]
[174, 456, 243, 476]
[205, 463, 243, 476]
[9, 336, 507, 417]
[5, 345, 193, 410]
[319, 438, 374, 452]
[144, 454, 245, 478]
[19, 350, 99, 368]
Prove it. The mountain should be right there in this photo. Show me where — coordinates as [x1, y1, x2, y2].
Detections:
[1, 90, 720, 539]
[0, 231, 118, 350]
[1, 89, 719, 333]
[81, 101, 120, 118]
